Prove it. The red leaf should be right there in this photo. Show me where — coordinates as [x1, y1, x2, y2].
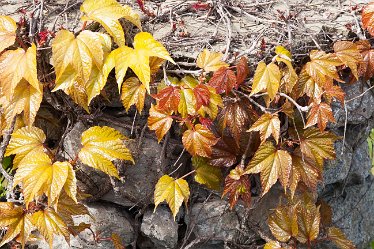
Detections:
[356, 40, 374, 81]
[193, 84, 210, 110]
[209, 137, 240, 167]
[152, 86, 180, 112]
[208, 67, 237, 94]
[222, 166, 251, 209]
[236, 57, 249, 85]
[191, 2, 210, 11]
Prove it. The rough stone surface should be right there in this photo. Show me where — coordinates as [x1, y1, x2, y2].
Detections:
[140, 206, 179, 249]
[185, 199, 240, 244]
[34, 202, 135, 249]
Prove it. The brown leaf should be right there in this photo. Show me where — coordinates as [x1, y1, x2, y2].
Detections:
[208, 67, 237, 94]
[152, 86, 180, 113]
[294, 67, 323, 101]
[236, 56, 249, 85]
[305, 102, 336, 132]
[248, 113, 281, 144]
[362, 2, 374, 37]
[268, 204, 298, 242]
[182, 124, 219, 157]
[327, 227, 356, 249]
[209, 137, 239, 167]
[323, 83, 345, 104]
[218, 98, 258, 145]
[222, 166, 251, 209]
[333, 41, 362, 79]
[295, 200, 320, 243]
[193, 84, 210, 110]
[356, 40, 374, 81]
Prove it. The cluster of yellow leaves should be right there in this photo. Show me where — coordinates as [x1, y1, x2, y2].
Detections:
[1, 125, 133, 247]
[265, 195, 355, 249]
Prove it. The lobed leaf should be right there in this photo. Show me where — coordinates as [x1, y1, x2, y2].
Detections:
[333, 41, 362, 79]
[153, 85, 180, 113]
[268, 204, 298, 242]
[327, 227, 356, 249]
[362, 2, 374, 37]
[248, 113, 280, 144]
[121, 77, 146, 113]
[154, 175, 190, 220]
[148, 104, 173, 142]
[250, 61, 281, 99]
[305, 102, 336, 131]
[182, 124, 219, 157]
[196, 49, 228, 72]
[192, 156, 223, 191]
[222, 166, 251, 209]
[208, 67, 237, 94]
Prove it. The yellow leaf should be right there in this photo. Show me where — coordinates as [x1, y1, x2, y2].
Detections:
[0, 203, 33, 248]
[327, 227, 356, 249]
[5, 126, 46, 168]
[148, 104, 173, 143]
[250, 61, 281, 99]
[275, 47, 298, 94]
[264, 241, 284, 249]
[65, 80, 90, 112]
[4, 79, 43, 127]
[0, 44, 40, 100]
[121, 77, 146, 113]
[182, 124, 219, 157]
[333, 41, 363, 80]
[0, 16, 17, 53]
[192, 156, 222, 191]
[275, 45, 292, 60]
[14, 151, 73, 207]
[248, 113, 280, 144]
[107, 32, 174, 92]
[78, 126, 134, 178]
[81, 0, 142, 47]
[52, 30, 108, 87]
[154, 175, 190, 220]
[63, 164, 78, 203]
[268, 204, 298, 242]
[296, 202, 320, 243]
[31, 208, 70, 248]
[178, 88, 196, 118]
[245, 141, 292, 195]
[196, 49, 229, 72]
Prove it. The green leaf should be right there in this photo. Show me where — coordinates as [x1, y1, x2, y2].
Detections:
[192, 156, 222, 191]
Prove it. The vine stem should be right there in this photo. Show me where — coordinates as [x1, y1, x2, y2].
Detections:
[180, 170, 196, 179]
[0, 116, 17, 182]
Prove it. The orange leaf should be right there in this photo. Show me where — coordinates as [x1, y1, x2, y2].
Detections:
[222, 166, 251, 209]
[268, 204, 298, 242]
[236, 56, 249, 85]
[248, 113, 280, 144]
[193, 84, 210, 110]
[305, 102, 335, 131]
[323, 83, 345, 104]
[182, 124, 219, 157]
[208, 67, 237, 94]
[333, 41, 362, 79]
[153, 86, 180, 113]
[148, 104, 173, 142]
[356, 40, 374, 81]
[362, 2, 374, 36]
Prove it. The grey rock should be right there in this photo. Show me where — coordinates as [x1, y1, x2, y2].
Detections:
[34, 202, 134, 249]
[140, 206, 179, 249]
[185, 199, 239, 243]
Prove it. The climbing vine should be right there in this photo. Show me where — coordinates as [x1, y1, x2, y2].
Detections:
[0, 0, 374, 248]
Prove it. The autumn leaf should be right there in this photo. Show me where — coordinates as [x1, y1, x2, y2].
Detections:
[4, 79, 43, 127]
[248, 113, 280, 144]
[245, 141, 292, 195]
[78, 126, 134, 178]
[0, 203, 33, 248]
[323, 83, 345, 104]
[250, 61, 281, 99]
[196, 86, 223, 120]
[14, 151, 74, 206]
[182, 124, 219, 157]
[208, 67, 237, 94]
[296, 201, 320, 244]
[121, 77, 146, 113]
[356, 40, 374, 81]
[153, 85, 180, 113]
[150, 57, 165, 75]
[5, 126, 46, 168]
[264, 241, 285, 249]
[299, 127, 337, 167]
[362, 2, 374, 37]
[80, 0, 141, 47]
[52, 30, 109, 89]
[154, 175, 190, 219]
[289, 149, 322, 198]
[111, 233, 125, 249]
[305, 102, 335, 131]
[196, 49, 228, 72]
[148, 104, 173, 142]
[193, 84, 210, 110]
[31, 208, 70, 248]
[276, 46, 298, 94]
[294, 67, 322, 100]
[327, 227, 356, 249]
[209, 137, 239, 167]
[0, 16, 17, 53]
[0, 44, 40, 100]
[268, 204, 298, 242]
[192, 156, 222, 191]
[333, 41, 362, 79]
[222, 166, 251, 209]
[305, 50, 342, 86]
[178, 88, 196, 118]
[107, 32, 175, 92]
[218, 98, 258, 145]
[57, 191, 90, 227]
[236, 56, 249, 85]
